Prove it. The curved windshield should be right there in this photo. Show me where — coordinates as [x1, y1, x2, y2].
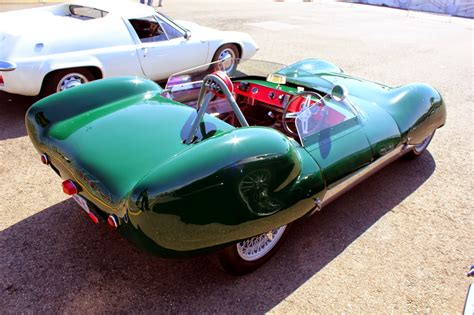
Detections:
[165, 59, 316, 92]
[295, 95, 359, 146]
[163, 59, 360, 146]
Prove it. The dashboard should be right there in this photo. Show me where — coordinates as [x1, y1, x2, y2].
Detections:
[233, 81, 297, 112]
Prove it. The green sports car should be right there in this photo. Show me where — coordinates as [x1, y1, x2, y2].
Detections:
[26, 59, 446, 274]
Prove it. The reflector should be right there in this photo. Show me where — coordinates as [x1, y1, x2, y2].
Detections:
[107, 214, 119, 229]
[40, 153, 50, 165]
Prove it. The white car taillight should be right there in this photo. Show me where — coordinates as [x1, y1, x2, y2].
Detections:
[0, 74, 4, 86]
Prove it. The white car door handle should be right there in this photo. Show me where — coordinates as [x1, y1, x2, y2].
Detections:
[141, 47, 148, 57]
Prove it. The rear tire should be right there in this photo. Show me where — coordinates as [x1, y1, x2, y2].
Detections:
[42, 68, 95, 96]
[406, 131, 435, 159]
[216, 224, 290, 275]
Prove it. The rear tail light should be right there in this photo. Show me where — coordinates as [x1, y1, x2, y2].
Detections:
[88, 212, 99, 224]
[40, 153, 50, 165]
[62, 180, 78, 195]
[0, 74, 4, 85]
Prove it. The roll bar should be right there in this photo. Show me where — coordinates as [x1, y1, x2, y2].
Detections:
[184, 73, 249, 144]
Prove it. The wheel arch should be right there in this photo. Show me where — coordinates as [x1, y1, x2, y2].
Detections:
[41, 65, 103, 89]
[211, 41, 243, 61]
[381, 83, 446, 144]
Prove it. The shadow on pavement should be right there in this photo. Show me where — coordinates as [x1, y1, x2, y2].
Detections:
[0, 153, 436, 313]
[0, 92, 39, 140]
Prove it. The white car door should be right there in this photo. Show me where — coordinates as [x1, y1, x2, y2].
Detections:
[129, 15, 209, 81]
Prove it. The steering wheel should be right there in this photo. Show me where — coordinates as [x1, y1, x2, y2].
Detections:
[282, 91, 326, 137]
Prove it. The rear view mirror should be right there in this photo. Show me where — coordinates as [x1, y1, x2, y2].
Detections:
[331, 85, 348, 102]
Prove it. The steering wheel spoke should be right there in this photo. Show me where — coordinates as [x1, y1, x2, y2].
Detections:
[282, 91, 325, 137]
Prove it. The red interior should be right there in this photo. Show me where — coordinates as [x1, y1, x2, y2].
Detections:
[233, 81, 347, 125]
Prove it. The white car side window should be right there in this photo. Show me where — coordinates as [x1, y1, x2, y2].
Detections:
[129, 16, 168, 43]
[156, 16, 183, 40]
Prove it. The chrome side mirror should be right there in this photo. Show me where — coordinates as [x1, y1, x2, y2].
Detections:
[331, 85, 348, 102]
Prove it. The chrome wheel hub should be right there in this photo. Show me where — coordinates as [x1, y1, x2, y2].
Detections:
[57, 73, 89, 92]
[218, 48, 236, 73]
[236, 225, 287, 261]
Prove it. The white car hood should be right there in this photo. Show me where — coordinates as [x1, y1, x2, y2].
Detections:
[177, 20, 254, 46]
[177, 20, 222, 38]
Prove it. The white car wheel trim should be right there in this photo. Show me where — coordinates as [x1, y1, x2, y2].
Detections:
[236, 225, 287, 261]
[218, 48, 236, 72]
[57, 73, 89, 92]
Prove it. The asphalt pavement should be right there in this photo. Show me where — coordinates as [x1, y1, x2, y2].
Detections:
[0, 0, 473, 313]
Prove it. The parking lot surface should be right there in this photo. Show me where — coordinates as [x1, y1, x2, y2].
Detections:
[0, 0, 473, 313]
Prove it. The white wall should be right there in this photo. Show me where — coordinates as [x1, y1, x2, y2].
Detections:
[351, 0, 473, 18]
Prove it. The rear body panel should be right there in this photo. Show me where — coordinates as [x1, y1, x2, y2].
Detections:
[26, 77, 325, 257]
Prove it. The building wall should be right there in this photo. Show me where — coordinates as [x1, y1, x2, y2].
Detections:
[350, 0, 473, 18]
[0, 0, 62, 3]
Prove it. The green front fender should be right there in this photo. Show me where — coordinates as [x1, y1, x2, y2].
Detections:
[379, 83, 446, 143]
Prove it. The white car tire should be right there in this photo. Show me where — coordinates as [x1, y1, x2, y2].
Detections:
[43, 68, 96, 96]
[212, 44, 240, 74]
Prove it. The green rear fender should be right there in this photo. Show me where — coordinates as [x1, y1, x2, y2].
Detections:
[26, 77, 162, 138]
[125, 127, 324, 254]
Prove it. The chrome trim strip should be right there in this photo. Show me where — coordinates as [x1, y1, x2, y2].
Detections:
[0, 61, 17, 72]
[322, 144, 413, 207]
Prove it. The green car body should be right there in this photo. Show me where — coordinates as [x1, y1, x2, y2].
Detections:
[26, 59, 446, 259]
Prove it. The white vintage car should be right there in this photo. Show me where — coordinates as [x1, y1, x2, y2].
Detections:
[0, 0, 258, 96]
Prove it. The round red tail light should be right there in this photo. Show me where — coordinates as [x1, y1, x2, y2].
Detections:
[62, 180, 78, 195]
[40, 153, 50, 165]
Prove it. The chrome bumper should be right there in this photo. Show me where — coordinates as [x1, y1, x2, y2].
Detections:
[0, 61, 16, 71]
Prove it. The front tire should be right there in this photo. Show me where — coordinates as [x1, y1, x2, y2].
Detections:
[406, 131, 435, 159]
[216, 224, 290, 275]
[211, 44, 240, 74]
[42, 68, 95, 96]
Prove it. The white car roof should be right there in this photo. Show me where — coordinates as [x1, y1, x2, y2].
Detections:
[68, 0, 157, 19]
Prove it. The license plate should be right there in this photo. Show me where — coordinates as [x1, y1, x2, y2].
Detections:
[72, 194, 90, 213]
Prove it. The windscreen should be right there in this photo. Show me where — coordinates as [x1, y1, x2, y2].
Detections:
[164, 59, 315, 97]
[295, 95, 359, 146]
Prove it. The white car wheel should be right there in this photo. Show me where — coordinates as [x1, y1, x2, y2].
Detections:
[212, 44, 240, 74]
[43, 68, 96, 96]
[56, 72, 90, 92]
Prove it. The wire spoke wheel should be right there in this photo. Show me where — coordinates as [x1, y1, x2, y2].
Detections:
[236, 225, 287, 261]
[215, 223, 291, 275]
